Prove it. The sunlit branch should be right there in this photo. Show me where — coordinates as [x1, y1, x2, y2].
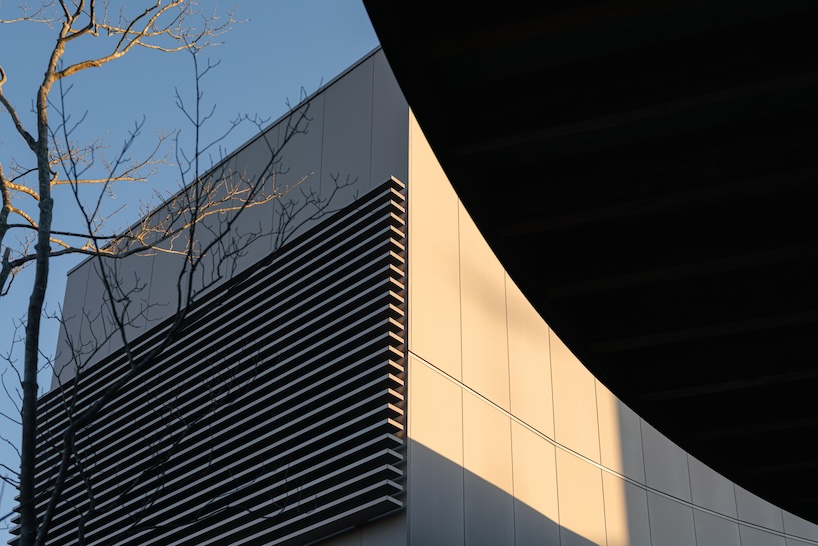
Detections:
[56, 176, 147, 185]
[5, 181, 40, 200]
[56, 2, 237, 80]
[0, 3, 52, 25]
[6, 207, 37, 230]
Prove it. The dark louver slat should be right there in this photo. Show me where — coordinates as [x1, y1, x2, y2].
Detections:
[18, 178, 407, 546]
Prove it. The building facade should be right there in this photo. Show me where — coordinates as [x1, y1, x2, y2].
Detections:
[22, 48, 818, 546]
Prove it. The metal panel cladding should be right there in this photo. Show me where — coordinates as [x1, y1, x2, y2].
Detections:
[23, 178, 407, 546]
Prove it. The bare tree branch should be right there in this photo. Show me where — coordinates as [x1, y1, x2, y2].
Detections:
[0, 67, 37, 150]
[0, 4, 361, 545]
[56, 1, 238, 79]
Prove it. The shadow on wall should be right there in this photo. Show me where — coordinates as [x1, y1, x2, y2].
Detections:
[407, 440, 604, 546]
[316, 440, 603, 546]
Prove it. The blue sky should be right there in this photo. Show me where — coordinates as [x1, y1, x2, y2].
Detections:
[0, 0, 379, 536]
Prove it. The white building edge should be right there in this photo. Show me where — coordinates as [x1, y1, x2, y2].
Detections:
[42, 47, 818, 546]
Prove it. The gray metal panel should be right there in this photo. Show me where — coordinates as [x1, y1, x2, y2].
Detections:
[79, 260, 117, 368]
[735, 485, 784, 531]
[641, 421, 692, 502]
[370, 51, 409, 187]
[218, 122, 280, 269]
[145, 250, 187, 325]
[104, 254, 155, 357]
[407, 441, 464, 546]
[51, 261, 92, 389]
[275, 95, 324, 193]
[30, 180, 407, 546]
[783, 511, 818, 541]
[361, 512, 406, 545]
[689, 456, 738, 518]
[596, 380, 646, 484]
[183, 132, 279, 290]
[787, 538, 818, 546]
[312, 529, 361, 546]
[321, 54, 374, 201]
[270, 94, 330, 246]
[739, 525, 786, 546]
[693, 510, 741, 546]
[647, 492, 696, 546]
[602, 473, 652, 546]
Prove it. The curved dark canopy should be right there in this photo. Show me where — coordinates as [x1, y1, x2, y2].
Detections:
[364, 0, 818, 523]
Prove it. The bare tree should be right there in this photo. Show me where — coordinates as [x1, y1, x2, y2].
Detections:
[0, 3, 354, 545]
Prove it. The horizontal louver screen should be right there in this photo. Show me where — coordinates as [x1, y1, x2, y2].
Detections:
[17, 178, 407, 546]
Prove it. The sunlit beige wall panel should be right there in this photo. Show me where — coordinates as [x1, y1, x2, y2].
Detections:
[555, 449, 606, 546]
[407, 356, 464, 546]
[596, 380, 645, 484]
[602, 472, 651, 546]
[693, 510, 741, 546]
[739, 525, 786, 546]
[510, 422, 560, 545]
[688, 456, 737, 518]
[462, 391, 514, 545]
[647, 492, 697, 546]
[370, 52, 409, 187]
[459, 203, 510, 410]
[506, 278, 554, 438]
[407, 114, 462, 379]
[550, 329, 600, 462]
[641, 420, 692, 501]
